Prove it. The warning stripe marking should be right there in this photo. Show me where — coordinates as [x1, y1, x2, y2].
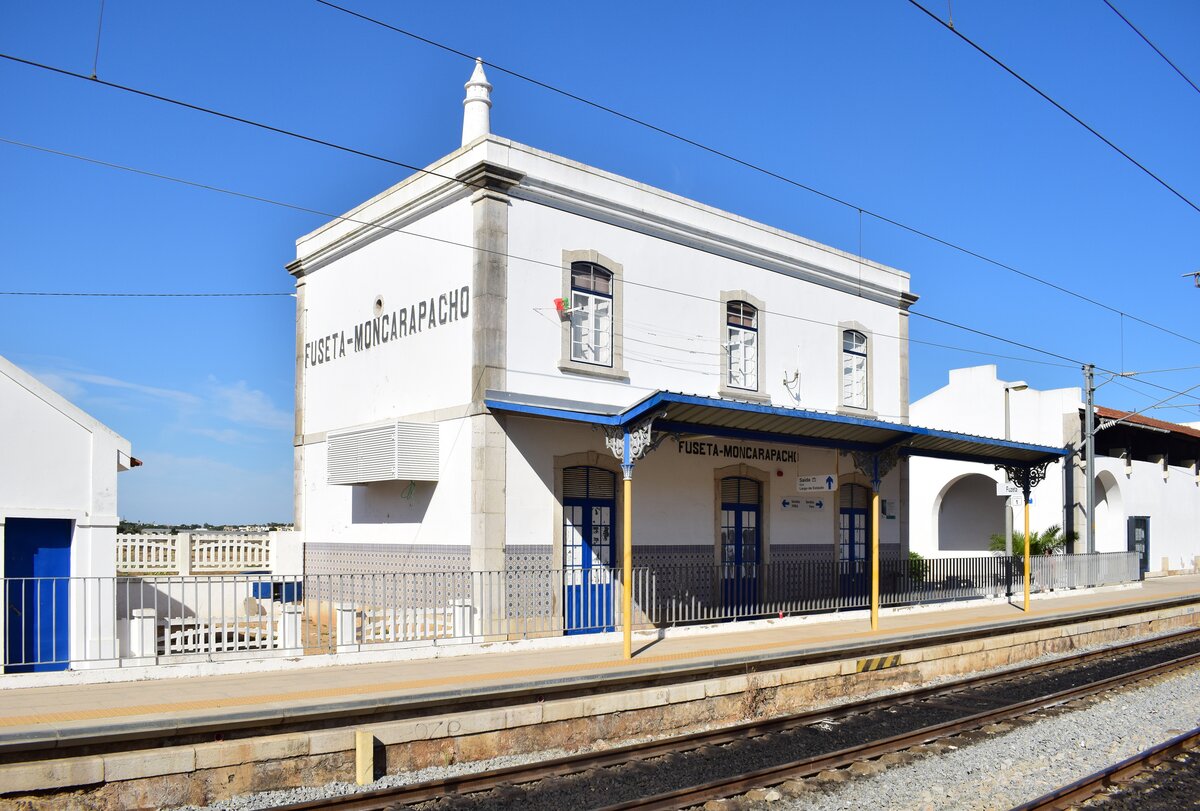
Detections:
[856, 654, 901, 673]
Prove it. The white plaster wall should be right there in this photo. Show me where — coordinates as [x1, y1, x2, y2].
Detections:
[911, 365, 1200, 571]
[298, 417, 472, 545]
[0, 371, 92, 516]
[298, 199, 474, 434]
[1094, 456, 1200, 568]
[504, 198, 906, 417]
[503, 416, 901, 552]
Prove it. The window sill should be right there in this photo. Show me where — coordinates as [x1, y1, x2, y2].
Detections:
[837, 405, 878, 420]
[718, 386, 771, 404]
[557, 361, 630, 383]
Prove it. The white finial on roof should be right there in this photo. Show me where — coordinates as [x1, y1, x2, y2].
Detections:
[461, 58, 492, 146]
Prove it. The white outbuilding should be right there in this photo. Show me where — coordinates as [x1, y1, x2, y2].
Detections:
[910, 365, 1200, 575]
[0, 353, 136, 672]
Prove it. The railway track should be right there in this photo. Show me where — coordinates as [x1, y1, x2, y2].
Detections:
[1014, 726, 1200, 810]
[267, 628, 1200, 811]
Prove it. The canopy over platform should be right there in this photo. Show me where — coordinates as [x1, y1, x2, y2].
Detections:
[484, 390, 1067, 468]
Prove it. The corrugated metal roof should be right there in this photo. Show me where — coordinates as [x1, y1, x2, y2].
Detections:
[485, 389, 1066, 467]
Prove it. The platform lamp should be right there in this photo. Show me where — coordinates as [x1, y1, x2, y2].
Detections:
[1003, 381, 1028, 558]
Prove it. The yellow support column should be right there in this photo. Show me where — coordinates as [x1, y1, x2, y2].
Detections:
[1023, 496, 1031, 612]
[870, 488, 880, 631]
[622, 473, 633, 660]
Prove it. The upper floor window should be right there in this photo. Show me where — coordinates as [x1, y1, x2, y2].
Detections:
[842, 329, 868, 409]
[726, 301, 758, 391]
[569, 262, 613, 366]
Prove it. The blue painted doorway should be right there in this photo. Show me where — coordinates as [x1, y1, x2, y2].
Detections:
[839, 484, 870, 602]
[5, 518, 72, 673]
[720, 477, 761, 613]
[563, 467, 615, 634]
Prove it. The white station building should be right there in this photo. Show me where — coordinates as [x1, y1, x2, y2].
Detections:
[910, 365, 1200, 575]
[0, 353, 137, 671]
[286, 62, 1064, 632]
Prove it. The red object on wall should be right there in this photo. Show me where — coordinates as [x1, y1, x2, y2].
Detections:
[554, 297, 568, 317]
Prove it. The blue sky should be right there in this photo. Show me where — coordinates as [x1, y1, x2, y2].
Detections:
[1, 1, 1197, 523]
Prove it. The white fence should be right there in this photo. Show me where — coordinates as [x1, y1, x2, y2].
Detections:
[115, 532, 272, 575]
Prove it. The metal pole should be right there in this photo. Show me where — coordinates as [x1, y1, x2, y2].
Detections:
[622, 432, 634, 660]
[1023, 488, 1032, 612]
[871, 488, 880, 630]
[1084, 363, 1096, 554]
[870, 455, 880, 631]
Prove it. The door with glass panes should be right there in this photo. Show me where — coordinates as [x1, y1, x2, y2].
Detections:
[720, 477, 761, 613]
[562, 466, 615, 634]
[839, 483, 870, 601]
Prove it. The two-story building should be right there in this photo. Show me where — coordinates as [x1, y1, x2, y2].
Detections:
[286, 62, 1063, 634]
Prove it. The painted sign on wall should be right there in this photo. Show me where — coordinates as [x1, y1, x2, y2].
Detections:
[305, 285, 471, 369]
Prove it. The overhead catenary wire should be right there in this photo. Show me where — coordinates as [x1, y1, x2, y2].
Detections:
[1101, 0, 1200, 98]
[0, 290, 291, 297]
[5, 44, 1200, 357]
[9, 135, 1200, 416]
[5, 86, 1199, 412]
[904, 0, 1200, 217]
[311, 0, 1200, 353]
[0, 135, 1077, 373]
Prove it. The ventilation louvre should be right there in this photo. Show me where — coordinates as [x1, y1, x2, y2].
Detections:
[327, 422, 439, 485]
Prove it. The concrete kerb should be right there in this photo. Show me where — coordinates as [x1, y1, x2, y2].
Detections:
[2, 589, 1196, 759]
[2, 602, 1198, 800]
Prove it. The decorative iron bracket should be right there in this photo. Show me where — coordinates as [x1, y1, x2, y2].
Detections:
[994, 460, 1051, 499]
[601, 411, 669, 468]
[850, 446, 901, 488]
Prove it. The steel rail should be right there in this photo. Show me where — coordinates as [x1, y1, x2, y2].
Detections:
[266, 628, 1200, 811]
[601, 648, 1200, 811]
[1011, 726, 1200, 811]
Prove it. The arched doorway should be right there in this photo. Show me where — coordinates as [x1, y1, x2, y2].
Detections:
[562, 466, 616, 634]
[720, 476, 761, 611]
[936, 474, 1006, 552]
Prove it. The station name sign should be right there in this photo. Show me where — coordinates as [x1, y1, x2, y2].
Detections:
[304, 285, 470, 369]
[677, 440, 798, 464]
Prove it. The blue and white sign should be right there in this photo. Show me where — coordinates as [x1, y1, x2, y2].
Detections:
[796, 475, 836, 494]
[782, 498, 826, 511]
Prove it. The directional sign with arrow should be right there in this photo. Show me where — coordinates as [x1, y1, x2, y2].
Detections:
[796, 475, 837, 494]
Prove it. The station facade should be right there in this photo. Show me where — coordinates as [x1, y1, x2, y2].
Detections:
[289, 61, 913, 576]
[287, 63, 1062, 632]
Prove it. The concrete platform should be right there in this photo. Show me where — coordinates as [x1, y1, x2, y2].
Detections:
[1, 575, 1198, 754]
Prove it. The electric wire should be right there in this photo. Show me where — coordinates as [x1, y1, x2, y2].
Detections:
[0, 134, 1075, 373]
[0, 290, 290, 297]
[1101, 0, 1200, 98]
[11, 131, 1200, 416]
[5, 42, 1200, 357]
[312, 0, 1200, 352]
[904, 0, 1200, 216]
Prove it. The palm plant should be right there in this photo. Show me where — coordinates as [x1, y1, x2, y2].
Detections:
[988, 524, 1077, 555]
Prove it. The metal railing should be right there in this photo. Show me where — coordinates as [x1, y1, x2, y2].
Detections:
[1, 552, 1141, 672]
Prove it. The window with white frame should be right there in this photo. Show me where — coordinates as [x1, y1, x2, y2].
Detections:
[569, 262, 613, 366]
[726, 300, 758, 391]
[842, 329, 868, 409]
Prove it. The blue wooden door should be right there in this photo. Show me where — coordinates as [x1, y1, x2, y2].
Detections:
[721, 477, 761, 614]
[5, 518, 72, 673]
[839, 483, 870, 602]
[563, 467, 615, 634]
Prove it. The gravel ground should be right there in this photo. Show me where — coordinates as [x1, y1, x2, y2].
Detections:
[784, 666, 1200, 811]
[167, 626, 1194, 811]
